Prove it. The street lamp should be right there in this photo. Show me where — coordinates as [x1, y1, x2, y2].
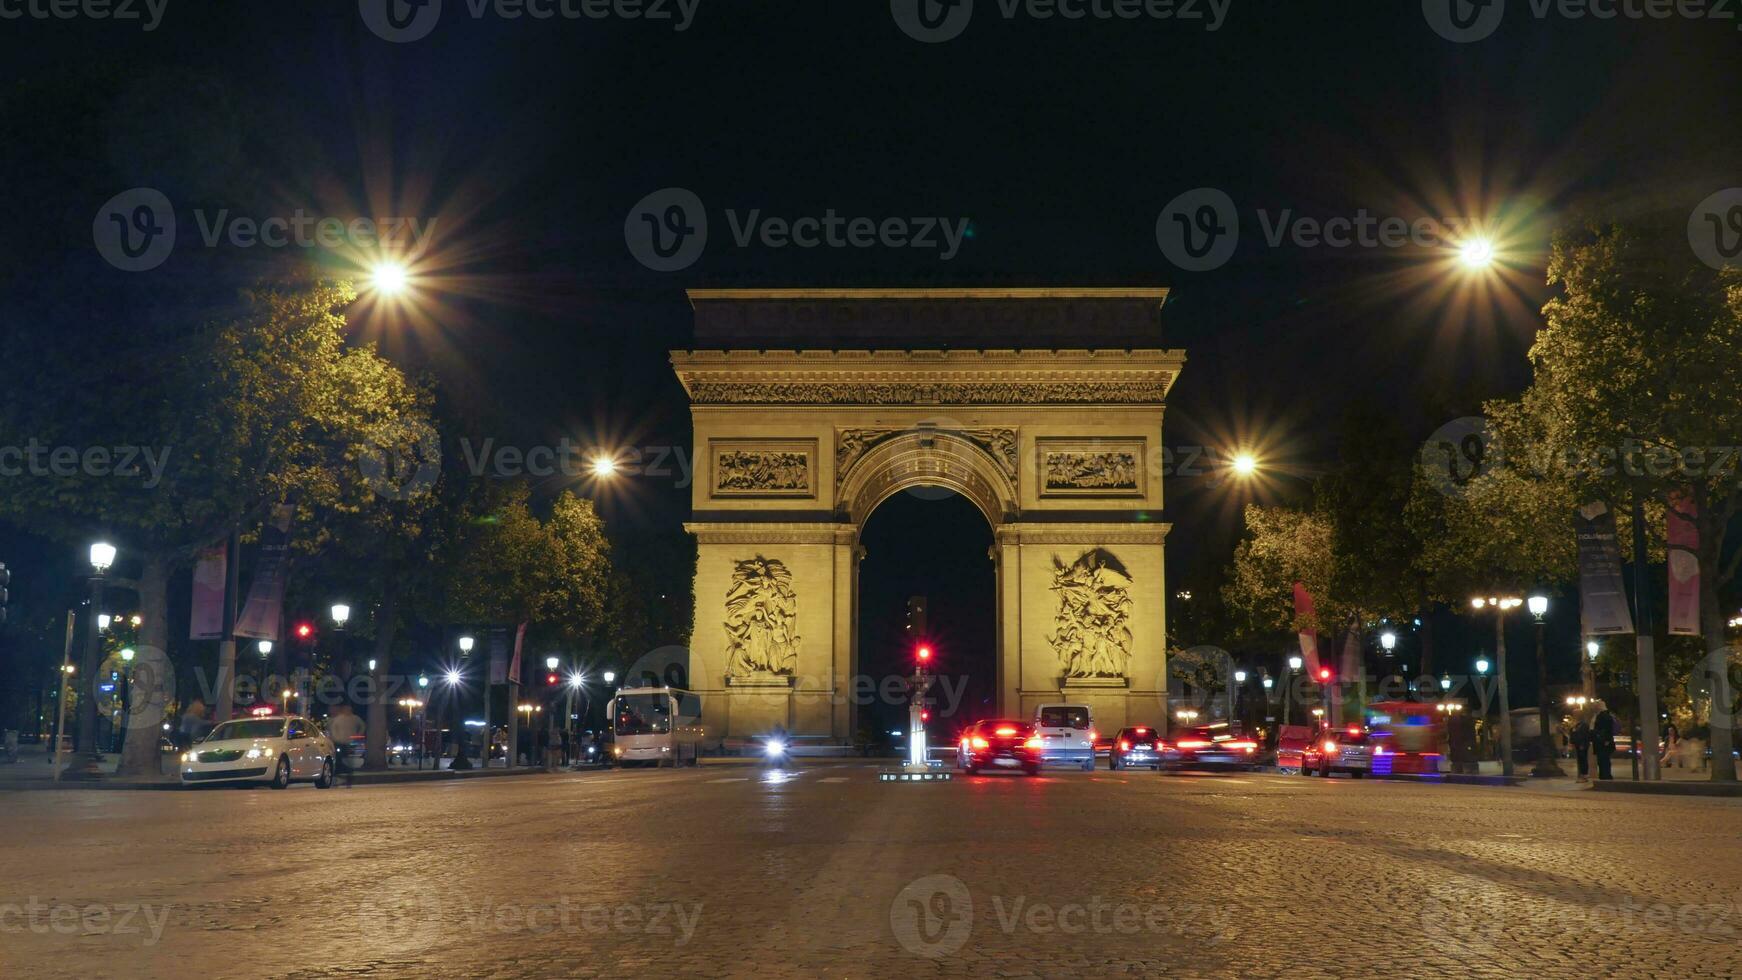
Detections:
[257, 640, 272, 658]
[603, 670, 616, 686]
[69, 542, 117, 778]
[1525, 595, 1563, 777]
[592, 456, 618, 478]
[1230, 453, 1259, 478]
[368, 260, 410, 296]
[1475, 658, 1490, 675]
[1458, 237, 1496, 269]
[1471, 595, 1522, 778]
[330, 604, 351, 629]
[1283, 655, 1303, 725]
[458, 635, 475, 656]
[1583, 639, 1599, 699]
[97, 613, 112, 632]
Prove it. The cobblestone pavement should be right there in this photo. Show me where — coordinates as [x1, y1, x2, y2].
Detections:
[2, 765, 1740, 979]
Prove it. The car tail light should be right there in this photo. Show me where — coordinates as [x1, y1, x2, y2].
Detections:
[1154, 741, 1166, 752]
[1228, 740, 1257, 751]
[1088, 728, 1098, 743]
[1177, 739, 1211, 749]
[970, 737, 989, 750]
[1119, 740, 1131, 751]
[1373, 744, 1387, 755]
[1323, 740, 1338, 754]
[1023, 736, 1043, 750]
[994, 727, 1018, 737]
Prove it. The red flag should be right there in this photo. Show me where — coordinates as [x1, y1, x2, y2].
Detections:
[1667, 492, 1699, 636]
[1292, 582, 1321, 673]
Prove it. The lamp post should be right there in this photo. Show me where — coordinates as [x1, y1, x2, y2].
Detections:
[1526, 595, 1564, 777]
[1229, 668, 1246, 724]
[1583, 640, 1599, 699]
[114, 647, 135, 756]
[69, 542, 117, 779]
[1471, 594, 1521, 778]
[1284, 655, 1302, 726]
[544, 657, 561, 770]
[444, 667, 472, 770]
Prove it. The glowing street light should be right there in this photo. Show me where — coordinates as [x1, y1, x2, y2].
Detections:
[1470, 593, 1522, 778]
[545, 656, 560, 672]
[1230, 453, 1259, 477]
[591, 456, 618, 478]
[445, 669, 463, 687]
[89, 542, 116, 573]
[1288, 655, 1303, 671]
[1380, 631, 1397, 654]
[1458, 237, 1496, 269]
[368, 261, 410, 296]
[97, 614, 112, 632]
[257, 640, 272, 658]
[603, 671, 616, 685]
[458, 635, 475, 655]
[330, 603, 351, 628]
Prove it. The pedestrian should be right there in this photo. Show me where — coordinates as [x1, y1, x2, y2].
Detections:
[1592, 705, 1617, 781]
[326, 704, 364, 787]
[178, 698, 209, 751]
[1569, 716, 1591, 782]
[1659, 722, 1681, 768]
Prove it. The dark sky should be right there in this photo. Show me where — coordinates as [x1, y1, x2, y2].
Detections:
[4, 1, 1737, 677]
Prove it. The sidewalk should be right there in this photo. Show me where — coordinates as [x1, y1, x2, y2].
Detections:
[0, 752, 591, 790]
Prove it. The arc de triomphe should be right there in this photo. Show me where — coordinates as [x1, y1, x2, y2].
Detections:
[672, 288, 1184, 741]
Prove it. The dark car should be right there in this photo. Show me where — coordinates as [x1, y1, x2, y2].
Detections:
[957, 719, 1043, 776]
[1159, 725, 1259, 773]
[1109, 726, 1164, 770]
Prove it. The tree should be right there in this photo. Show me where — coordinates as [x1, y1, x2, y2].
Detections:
[1495, 214, 1742, 780]
[0, 279, 427, 775]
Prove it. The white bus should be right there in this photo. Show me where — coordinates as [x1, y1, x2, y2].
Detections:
[608, 686, 704, 766]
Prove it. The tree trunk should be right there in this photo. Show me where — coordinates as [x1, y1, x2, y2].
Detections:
[115, 554, 171, 777]
[364, 586, 396, 771]
[1697, 508, 1736, 782]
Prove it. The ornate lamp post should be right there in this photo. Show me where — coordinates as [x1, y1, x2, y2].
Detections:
[1284, 655, 1302, 726]
[1471, 593, 1522, 778]
[1527, 595, 1564, 777]
[1583, 640, 1599, 699]
[68, 542, 117, 779]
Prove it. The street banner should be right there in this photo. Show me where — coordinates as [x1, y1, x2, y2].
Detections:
[489, 629, 508, 685]
[507, 621, 527, 688]
[189, 543, 226, 640]
[235, 503, 296, 641]
[1576, 501, 1634, 636]
[1292, 581, 1321, 673]
[1667, 492, 1700, 636]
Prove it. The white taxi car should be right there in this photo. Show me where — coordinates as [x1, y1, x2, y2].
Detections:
[180, 714, 336, 789]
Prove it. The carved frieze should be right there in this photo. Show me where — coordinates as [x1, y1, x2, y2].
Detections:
[1048, 549, 1134, 679]
[710, 439, 816, 497]
[1037, 438, 1146, 497]
[724, 555, 800, 677]
[688, 382, 1169, 406]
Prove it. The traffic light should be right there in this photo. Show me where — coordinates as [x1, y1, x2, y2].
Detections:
[295, 622, 314, 641]
[1317, 667, 1332, 682]
[546, 672, 560, 686]
[0, 562, 9, 625]
[916, 644, 932, 665]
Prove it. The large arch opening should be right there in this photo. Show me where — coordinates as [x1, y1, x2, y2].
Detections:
[855, 487, 997, 748]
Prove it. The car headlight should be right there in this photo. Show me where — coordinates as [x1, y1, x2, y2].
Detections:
[765, 740, 786, 756]
[182, 752, 195, 763]
[245, 747, 273, 759]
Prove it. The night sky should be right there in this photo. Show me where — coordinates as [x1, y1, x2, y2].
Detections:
[3, 2, 1737, 696]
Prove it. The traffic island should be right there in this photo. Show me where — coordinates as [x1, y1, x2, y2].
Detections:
[1590, 779, 1742, 798]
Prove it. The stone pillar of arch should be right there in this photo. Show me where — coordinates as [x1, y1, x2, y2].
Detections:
[672, 289, 1184, 743]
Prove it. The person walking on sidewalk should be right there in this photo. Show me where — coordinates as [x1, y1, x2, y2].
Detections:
[326, 704, 364, 787]
[1570, 717, 1591, 782]
[1592, 706, 1617, 781]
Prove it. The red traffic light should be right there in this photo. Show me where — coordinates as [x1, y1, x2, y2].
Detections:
[1317, 668, 1332, 682]
[916, 645, 932, 662]
[546, 672, 559, 686]
[920, 709, 930, 722]
[295, 623, 314, 640]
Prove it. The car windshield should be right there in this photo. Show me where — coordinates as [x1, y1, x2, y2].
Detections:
[1329, 729, 1371, 744]
[1038, 707, 1090, 729]
[614, 694, 671, 736]
[205, 719, 285, 741]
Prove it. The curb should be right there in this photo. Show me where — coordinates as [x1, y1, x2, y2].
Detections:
[1590, 779, 1742, 798]
[1369, 772, 1528, 787]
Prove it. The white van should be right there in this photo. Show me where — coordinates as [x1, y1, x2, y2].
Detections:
[1032, 703, 1097, 770]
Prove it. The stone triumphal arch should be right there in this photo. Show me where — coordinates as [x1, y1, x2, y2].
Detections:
[672, 288, 1184, 741]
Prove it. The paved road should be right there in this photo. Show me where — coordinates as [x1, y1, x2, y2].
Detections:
[2, 764, 1739, 979]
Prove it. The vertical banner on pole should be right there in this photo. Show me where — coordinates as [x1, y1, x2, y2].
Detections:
[189, 544, 226, 640]
[1666, 492, 1700, 636]
[1576, 501, 1635, 636]
[1292, 582, 1321, 673]
[235, 503, 296, 641]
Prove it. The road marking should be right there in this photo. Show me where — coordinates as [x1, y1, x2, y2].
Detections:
[820, 776, 849, 783]
[708, 777, 749, 783]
